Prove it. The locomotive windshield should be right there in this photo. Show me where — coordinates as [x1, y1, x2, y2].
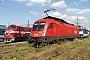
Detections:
[79, 29, 82, 31]
[33, 22, 45, 31]
[79, 29, 88, 34]
[8, 25, 16, 29]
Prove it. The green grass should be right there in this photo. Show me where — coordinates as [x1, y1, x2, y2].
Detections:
[0, 35, 90, 60]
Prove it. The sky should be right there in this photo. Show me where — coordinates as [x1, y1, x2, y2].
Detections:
[0, 0, 90, 30]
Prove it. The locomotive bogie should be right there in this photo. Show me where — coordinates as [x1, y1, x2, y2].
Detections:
[4, 38, 15, 43]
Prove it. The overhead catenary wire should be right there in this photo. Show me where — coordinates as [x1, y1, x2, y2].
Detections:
[0, 4, 29, 14]
[0, 4, 30, 26]
[5, 0, 24, 6]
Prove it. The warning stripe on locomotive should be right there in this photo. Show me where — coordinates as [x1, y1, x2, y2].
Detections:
[9, 31, 19, 33]
[21, 31, 31, 34]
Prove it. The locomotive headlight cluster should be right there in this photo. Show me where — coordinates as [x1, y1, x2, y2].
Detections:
[42, 32, 45, 36]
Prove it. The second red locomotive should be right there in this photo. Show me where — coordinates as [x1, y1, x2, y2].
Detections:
[27, 16, 79, 47]
[4, 24, 31, 43]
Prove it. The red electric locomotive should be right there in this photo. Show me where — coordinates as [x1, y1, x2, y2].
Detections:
[4, 24, 31, 43]
[27, 16, 79, 47]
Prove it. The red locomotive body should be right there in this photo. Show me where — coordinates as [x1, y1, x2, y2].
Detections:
[27, 16, 79, 47]
[4, 24, 31, 43]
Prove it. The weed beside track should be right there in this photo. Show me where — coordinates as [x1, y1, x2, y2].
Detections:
[0, 35, 90, 60]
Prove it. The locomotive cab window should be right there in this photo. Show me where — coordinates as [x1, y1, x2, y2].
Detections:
[1, 30, 5, 34]
[48, 23, 53, 29]
[83, 29, 88, 34]
[33, 22, 46, 31]
[9, 25, 16, 29]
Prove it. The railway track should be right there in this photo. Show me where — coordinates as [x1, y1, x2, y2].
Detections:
[0, 41, 27, 47]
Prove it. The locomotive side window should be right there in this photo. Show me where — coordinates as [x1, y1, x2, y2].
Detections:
[33, 22, 45, 31]
[22, 27, 26, 31]
[22, 27, 29, 31]
[48, 23, 53, 29]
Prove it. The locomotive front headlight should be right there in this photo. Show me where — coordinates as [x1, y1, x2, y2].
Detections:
[42, 32, 45, 36]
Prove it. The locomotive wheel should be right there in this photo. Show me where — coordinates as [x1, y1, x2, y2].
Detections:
[34, 42, 40, 48]
[27, 40, 32, 43]
[70, 38, 74, 41]
[57, 40, 61, 44]
[41, 42, 45, 47]
[53, 40, 56, 44]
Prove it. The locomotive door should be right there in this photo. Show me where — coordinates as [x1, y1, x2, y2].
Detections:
[53, 23, 57, 36]
[18, 27, 22, 38]
[21, 27, 25, 37]
[19, 27, 21, 37]
[46, 23, 56, 36]
[16, 26, 21, 40]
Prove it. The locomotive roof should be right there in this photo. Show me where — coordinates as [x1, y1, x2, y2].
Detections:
[43, 16, 75, 26]
[43, 16, 68, 23]
[0, 26, 7, 29]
